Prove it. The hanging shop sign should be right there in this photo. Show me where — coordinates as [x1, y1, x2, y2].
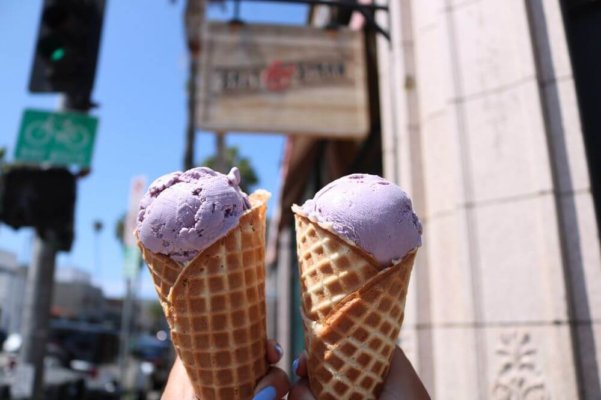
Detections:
[196, 22, 369, 139]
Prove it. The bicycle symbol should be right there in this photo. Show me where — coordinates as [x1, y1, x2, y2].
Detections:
[24, 117, 90, 151]
[55, 119, 90, 150]
[24, 118, 54, 147]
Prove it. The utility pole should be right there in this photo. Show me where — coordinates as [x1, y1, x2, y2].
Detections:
[3, 166, 76, 399]
[183, 0, 205, 170]
[184, 56, 198, 170]
[18, 0, 106, 397]
[93, 220, 103, 279]
[18, 232, 57, 400]
[215, 132, 227, 172]
[118, 277, 134, 391]
[18, 96, 91, 400]
[118, 176, 147, 392]
[182, 2, 226, 173]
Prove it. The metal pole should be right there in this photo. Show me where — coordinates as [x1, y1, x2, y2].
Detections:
[183, 0, 206, 171]
[19, 232, 57, 400]
[118, 277, 134, 392]
[93, 220, 103, 280]
[18, 93, 81, 399]
[215, 132, 226, 172]
[226, 0, 388, 11]
[184, 56, 198, 171]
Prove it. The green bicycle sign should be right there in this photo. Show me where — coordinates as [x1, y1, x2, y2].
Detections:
[14, 109, 98, 168]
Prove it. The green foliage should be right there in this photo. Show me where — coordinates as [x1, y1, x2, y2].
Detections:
[148, 301, 169, 332]
[0, 147, 6, 169]
[148, 301, 163, 319]
[115, 213, 125, 247]
[201, 146, 259, 193]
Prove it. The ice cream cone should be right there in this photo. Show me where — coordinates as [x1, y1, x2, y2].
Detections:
[294, 210, 416, 400]
[138, 191, 270, 400]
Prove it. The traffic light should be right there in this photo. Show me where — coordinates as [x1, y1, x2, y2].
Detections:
[0, 166, 76, 250]
[29, 0, 106, 97]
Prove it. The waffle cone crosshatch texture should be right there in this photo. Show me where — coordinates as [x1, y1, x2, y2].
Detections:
[294, 211, 416, 400]
[137, 191, 270, 400]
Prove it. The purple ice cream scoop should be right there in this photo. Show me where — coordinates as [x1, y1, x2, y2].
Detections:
[300, 173, 422, 267]
[136, 167, 251, 263]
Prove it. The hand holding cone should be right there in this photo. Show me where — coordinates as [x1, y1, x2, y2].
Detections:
[138, 190, 271, 400]
[293, 209, 417, 400]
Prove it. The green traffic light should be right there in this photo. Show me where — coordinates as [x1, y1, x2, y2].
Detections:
[50, 47, 65, 62]
[39, 35, 66, 62]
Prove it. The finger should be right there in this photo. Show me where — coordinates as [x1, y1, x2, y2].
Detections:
[293, 351, 308, 378]
[380, 346, 431, 400]
[253, 367, 290, 400]
[288, 378, 315, 400]
[266, 339, 283, 364]
[161, 357, 196, 400]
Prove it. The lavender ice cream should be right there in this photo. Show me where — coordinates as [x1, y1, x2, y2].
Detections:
[300, 173, 422, 267]
[136, 167, 251, 263]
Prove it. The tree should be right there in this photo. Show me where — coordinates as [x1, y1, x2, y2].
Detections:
[201, 146, 259, 193]
[115, 213, 125, 247]
[148, 301, 168, 332]
[0, 147, 6, 168]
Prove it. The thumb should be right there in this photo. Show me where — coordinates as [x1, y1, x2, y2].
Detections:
[380, 347, 431, 400]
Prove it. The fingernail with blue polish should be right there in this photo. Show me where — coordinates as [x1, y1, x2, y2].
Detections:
[253, 386, 276, 400]
[292, 358, 299, 375]
[274, 343, 283, 357]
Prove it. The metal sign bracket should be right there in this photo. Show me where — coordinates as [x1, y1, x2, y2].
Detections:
[220, 0, 391, 41]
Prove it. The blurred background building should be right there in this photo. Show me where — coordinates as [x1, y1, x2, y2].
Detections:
[0, 250, 25, 336]
[53, 268, 105, 322]
[265, 1, 601, 399]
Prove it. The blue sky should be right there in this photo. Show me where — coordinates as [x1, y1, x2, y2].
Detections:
[0, 1, 307, 298]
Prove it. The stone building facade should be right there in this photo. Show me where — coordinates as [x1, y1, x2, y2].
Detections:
[375, 0, 601, 397]
[259, 0, 601, 397]
[0, 250, 25, 334]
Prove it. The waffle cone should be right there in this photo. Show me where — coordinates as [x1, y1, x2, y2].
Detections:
[293, 209, 416, 400]
[138, 190, 270, 400]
